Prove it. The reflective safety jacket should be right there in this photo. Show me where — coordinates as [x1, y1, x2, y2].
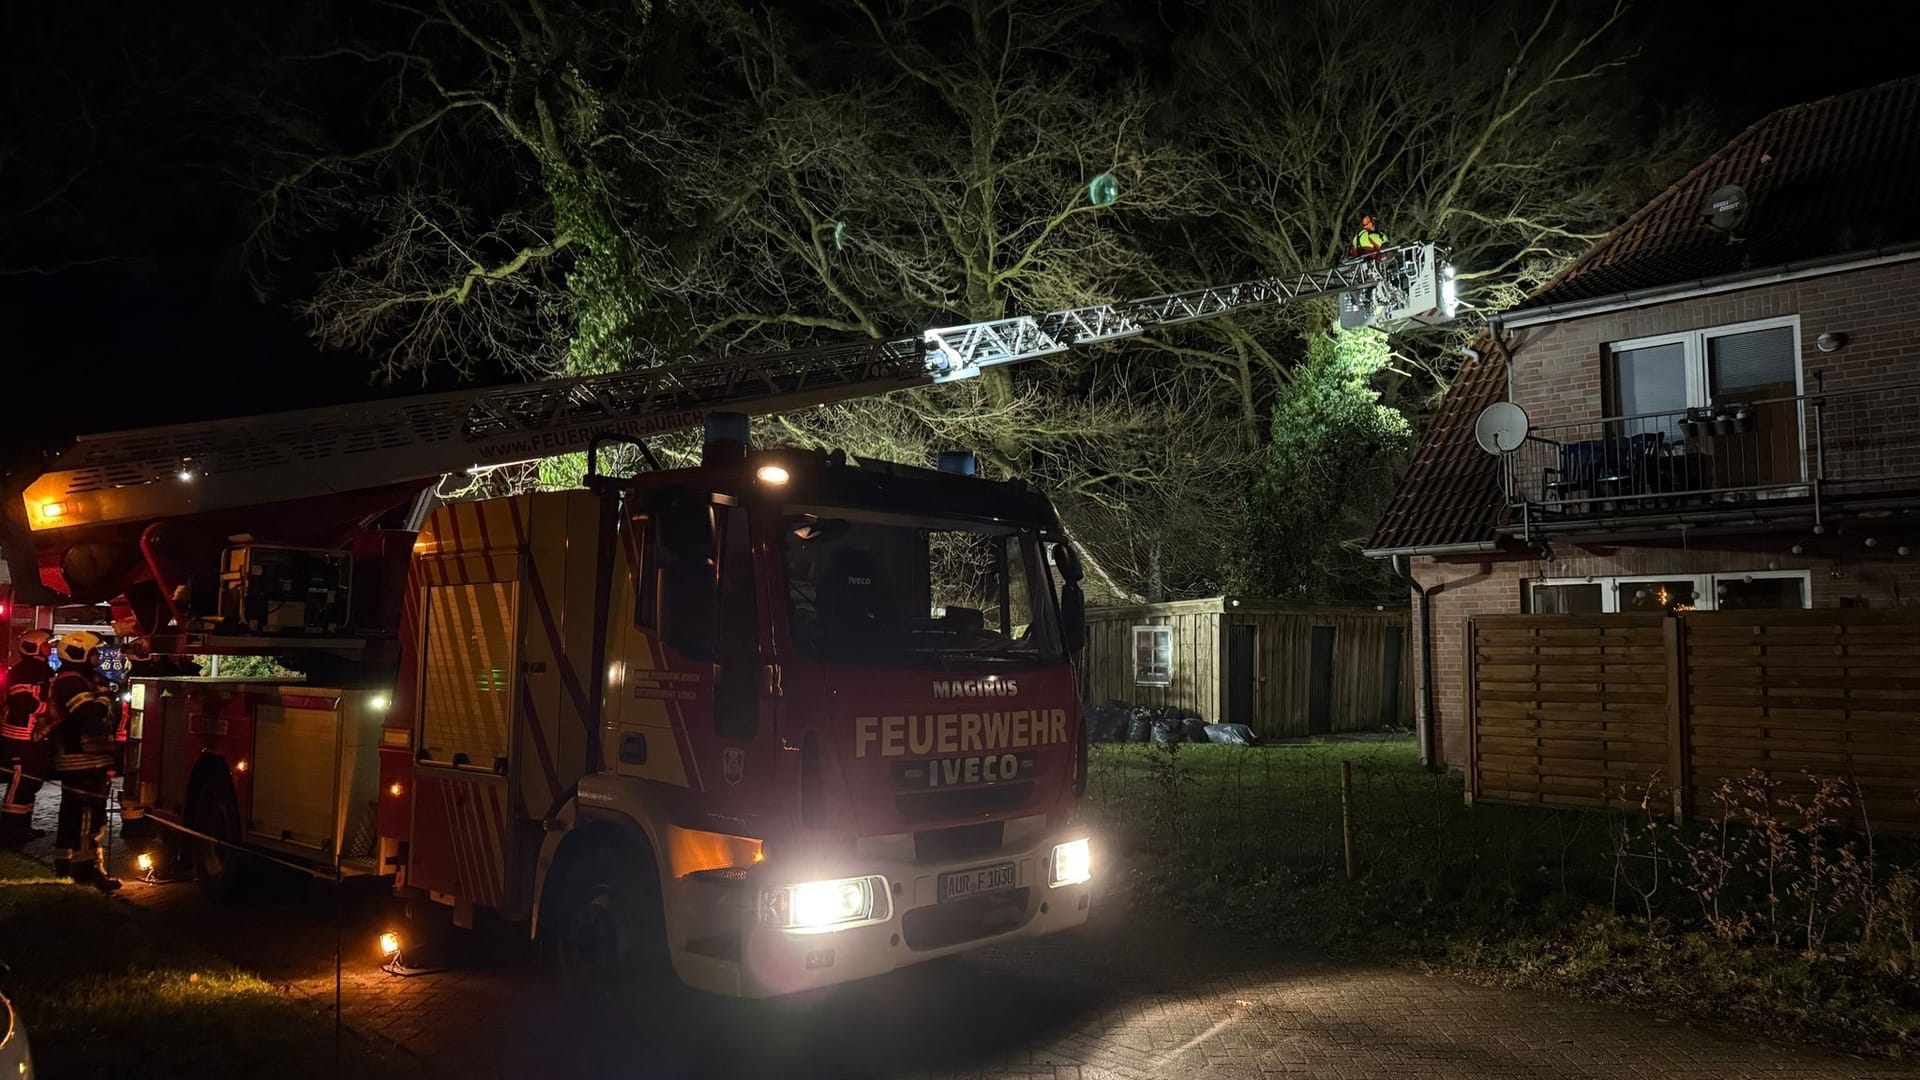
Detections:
[3, 658, 51, 742]
[49, 665, 116, 772]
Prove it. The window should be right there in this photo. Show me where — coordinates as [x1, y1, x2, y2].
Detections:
[656, 500, 717, 660]
[1605, 319, 1797, 445]
[1616, 577, 1701, 613]
[1133, 625, 1172, 686]
[1713, 572, 1809, 610]
[1607, 318, 1801, 415]
[714, 504, 758, 738]
[629, 513, 655, 629]
[1528, 570, 1810, 613]
[1528, 582, 1603, 614]
[780, 506, 1062, 667]
[1608, 340, 1689, 440]
[1708, 325, 1798, 403]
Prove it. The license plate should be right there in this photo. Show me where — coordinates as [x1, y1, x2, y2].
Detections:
[937, 861, 1016, 903]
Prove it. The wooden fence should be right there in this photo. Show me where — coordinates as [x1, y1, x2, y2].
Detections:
[1467, 609, 1920, 830]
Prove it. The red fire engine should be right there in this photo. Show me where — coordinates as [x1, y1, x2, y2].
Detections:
[0, 246, 1454, 995]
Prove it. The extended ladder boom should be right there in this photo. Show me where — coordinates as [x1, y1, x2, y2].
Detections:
[16, 243, 1454, 534]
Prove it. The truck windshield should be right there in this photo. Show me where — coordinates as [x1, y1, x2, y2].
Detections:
[781, 506, 1063, 666]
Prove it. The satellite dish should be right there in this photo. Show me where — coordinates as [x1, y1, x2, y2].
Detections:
[1473, 401, 1530, 455]
[1703, 184, 1747, 232]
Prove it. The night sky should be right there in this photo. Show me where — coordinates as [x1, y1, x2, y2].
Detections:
[2, 1, 1914, 454]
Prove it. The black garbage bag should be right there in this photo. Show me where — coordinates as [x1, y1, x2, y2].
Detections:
[1149, 717, 1184, 745]
[1126, 713, 1154, 743]
[1204, 723, 1261, 746]
[1181, 717, 1211, 744]
[1085, 700, 1129, 742]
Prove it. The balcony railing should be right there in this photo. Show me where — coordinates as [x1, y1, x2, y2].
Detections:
[1503, 379, 1920, 529]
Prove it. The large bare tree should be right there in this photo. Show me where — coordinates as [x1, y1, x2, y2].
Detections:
[258, 0, 1703, 600]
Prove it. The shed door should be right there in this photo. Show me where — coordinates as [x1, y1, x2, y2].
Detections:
[1380, 626, 1405, 726]
[1226, 624, 1256, 728]
[1308, 626, 1336, 735]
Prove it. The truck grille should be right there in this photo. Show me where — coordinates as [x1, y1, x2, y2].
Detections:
[895, 782, 1031, 822]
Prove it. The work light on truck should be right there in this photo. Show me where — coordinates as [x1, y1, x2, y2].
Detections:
[760, 876, 889, 932]
[1049, 838, 1091, 888]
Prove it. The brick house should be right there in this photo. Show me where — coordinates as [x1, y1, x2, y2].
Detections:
[1365, 75, 1920, 769]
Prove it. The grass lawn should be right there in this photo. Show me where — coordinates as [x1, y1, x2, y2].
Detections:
[1086, 737, 1920, 1059]
[0, 850, 414, 1080]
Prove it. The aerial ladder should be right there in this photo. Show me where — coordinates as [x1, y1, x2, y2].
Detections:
[2, 242, 1456, 627]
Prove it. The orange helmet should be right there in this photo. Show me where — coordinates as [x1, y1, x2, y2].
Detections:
[1361, 215, 1377, 231]
[16, 628, 53, 661]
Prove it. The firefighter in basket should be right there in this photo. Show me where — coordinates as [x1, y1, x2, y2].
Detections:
[46, 631, 121, 891]
[1, 630, 55, 846]
[1350, 215, 1389, 260]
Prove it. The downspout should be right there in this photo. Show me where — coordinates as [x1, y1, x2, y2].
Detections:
[1391, 554, 1438, 770]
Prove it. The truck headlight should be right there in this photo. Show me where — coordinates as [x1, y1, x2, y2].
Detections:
[1049, 838, 1091, 887]
[761, 875, 889, 932]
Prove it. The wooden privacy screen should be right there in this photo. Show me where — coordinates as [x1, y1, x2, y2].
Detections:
[1467, 615, 1668, 811]
[1468, 609, 1920, 830]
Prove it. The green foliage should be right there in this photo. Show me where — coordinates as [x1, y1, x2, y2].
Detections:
[539, 452, 590, 491]
[210, 654, 295, 679]
[1086, 742, 1920, 1059]
[1224, 327, 1410, 603]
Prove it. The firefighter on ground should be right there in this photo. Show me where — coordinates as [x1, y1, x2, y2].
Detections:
[1350, 216, 1389, 259]
[1, 629, 55, 846]
[47, 630, 121, 890]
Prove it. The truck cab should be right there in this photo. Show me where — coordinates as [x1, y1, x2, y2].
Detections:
[594, 441, 1092, 996]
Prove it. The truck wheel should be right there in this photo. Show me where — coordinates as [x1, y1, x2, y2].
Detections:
[188, 781, 252, 903]
[550, 839, 667, 999]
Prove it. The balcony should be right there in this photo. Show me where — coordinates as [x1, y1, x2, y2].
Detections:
[1502, 379, 1920, 537]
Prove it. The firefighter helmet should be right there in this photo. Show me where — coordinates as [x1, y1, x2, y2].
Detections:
[56, 630, 103, 666]
[16, 628, 53, 660]
[1361, 215, 1377, 231]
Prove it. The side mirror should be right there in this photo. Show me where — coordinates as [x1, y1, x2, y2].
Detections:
[1052, 541, 1084, 585]
[1060, 581, 1085, 656]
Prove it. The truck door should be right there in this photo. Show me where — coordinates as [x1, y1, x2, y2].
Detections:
[707, 497, 778, 828]
[614, 492, 779, 835]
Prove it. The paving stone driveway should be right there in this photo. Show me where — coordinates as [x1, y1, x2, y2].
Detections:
[16, 785, 1918, 1079]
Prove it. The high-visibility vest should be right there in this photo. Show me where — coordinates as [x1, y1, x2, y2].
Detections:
[1352, 229, 1387, 252]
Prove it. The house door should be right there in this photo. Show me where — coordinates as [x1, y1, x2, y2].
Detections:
[1226, 624, 1256, 729]
[1380, 626, 1404, 726]
[1308, 626, 1336, 735]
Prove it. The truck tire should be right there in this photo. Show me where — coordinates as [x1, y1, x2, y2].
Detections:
[548, 837, 668, 1000]
[188, 779, 253, 903]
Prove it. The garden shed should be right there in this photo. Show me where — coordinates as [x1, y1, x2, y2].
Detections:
[1081, 597, 1413, 740]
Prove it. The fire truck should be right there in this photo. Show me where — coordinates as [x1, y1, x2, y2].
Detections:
[0, 245, 1455, 996]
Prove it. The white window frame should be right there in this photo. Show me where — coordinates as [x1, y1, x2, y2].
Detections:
[1132, 625, 1173, 687]
[1708, 569, 1815, 610]
[1529, 570, 1812, 613]
[1605, 315, 1807, 483]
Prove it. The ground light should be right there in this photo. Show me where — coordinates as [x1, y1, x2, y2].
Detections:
[134, 850, 186, 885]
[378, 929, 448, 977]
